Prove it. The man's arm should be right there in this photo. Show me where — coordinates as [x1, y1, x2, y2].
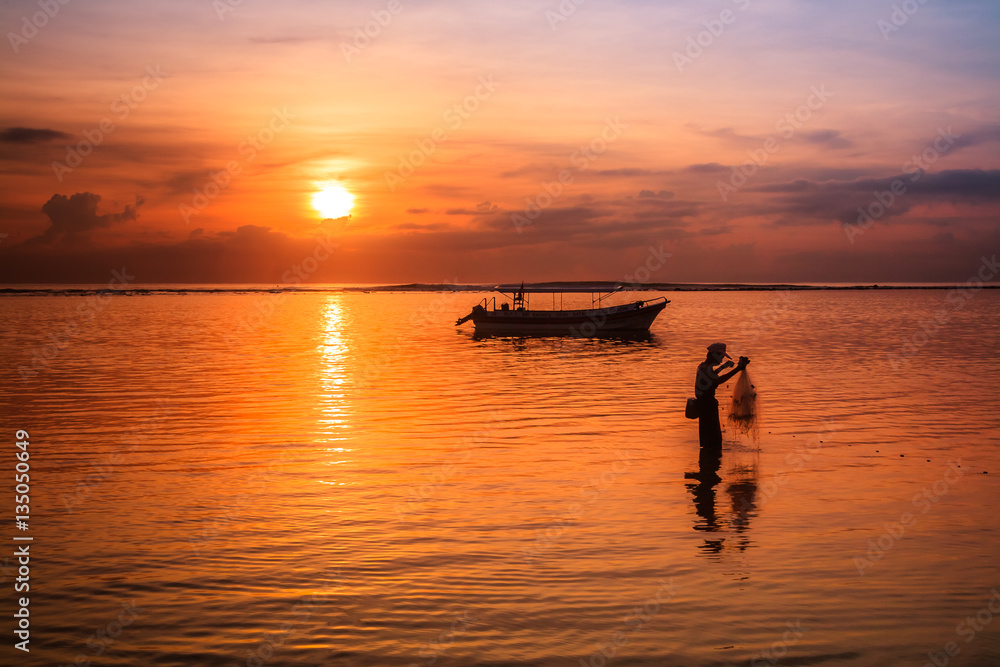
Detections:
[717, 359, 749, 385]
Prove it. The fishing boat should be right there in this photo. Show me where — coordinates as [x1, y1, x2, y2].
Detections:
[455, 284, 668, 336]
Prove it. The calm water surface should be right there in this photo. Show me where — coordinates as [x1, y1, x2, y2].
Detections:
[1, 289, 999, 666]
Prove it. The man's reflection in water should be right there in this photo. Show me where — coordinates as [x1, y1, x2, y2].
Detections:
[685, 445, 725, 555]
[685, 443, 759, 559]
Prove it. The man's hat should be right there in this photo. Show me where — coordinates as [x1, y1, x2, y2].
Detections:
[707, 342, 732, 359]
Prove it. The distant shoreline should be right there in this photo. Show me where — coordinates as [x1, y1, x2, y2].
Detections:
[1, 282, 998, 296]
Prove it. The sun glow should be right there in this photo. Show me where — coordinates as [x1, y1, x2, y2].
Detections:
[312, 183, 355, 219]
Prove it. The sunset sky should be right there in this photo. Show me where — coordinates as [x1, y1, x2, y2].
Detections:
[1, 0, 998, 284]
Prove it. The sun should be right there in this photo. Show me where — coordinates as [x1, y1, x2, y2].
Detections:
[311, 183, 355, 219]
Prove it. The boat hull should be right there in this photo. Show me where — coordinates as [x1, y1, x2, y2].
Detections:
[470, 299, 667, 336]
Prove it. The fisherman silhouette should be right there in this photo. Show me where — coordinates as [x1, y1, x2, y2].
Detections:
[694, 343, 749, 450]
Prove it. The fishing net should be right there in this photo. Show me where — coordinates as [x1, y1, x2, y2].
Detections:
[730, 370, 756, 420]
[726, 369, 759, 444]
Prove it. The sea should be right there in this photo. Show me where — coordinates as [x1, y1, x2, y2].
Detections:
[1, 286, 998, 666]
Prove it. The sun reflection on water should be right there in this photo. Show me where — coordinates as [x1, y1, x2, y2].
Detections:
[318, 297, 353, 485]
[319, 297, 349, 423]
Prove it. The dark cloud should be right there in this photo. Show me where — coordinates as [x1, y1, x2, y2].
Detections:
[799, 129, 852, 149]
[4, 204, 994, 284]
[477, 205, 608, 233]
[698, 225, 732, 236]
[165, 170, 211, 195]
[755, 179, 814, 193]
[632, 206, 699, 220]
[693, 125, 852, 150]
[406, 208, 429, 214]
[906, 169, 1000, 199]
[638, 189, 675, 199]
[723, 165, 876, 185]
[420, 183, 477, 198]
[624, 194, 700, 218]
[0, 224, 340, 283]
[392, 222, 451, 231]
[443, 201, 499, 216]
[952, 124, 1000, 151]
[753, 169, 1000, 199]
[771, 231, 1000, 283]
[593, 168, 668, 177]
[686, 163, 729, 173]
[5, 167, 996, 284]
[485, 202, 692, 250]
[499, 163, 560, 178]
[0, 127, 71, 144]
[2, 186, 705, 283]
[0, 214, 673, 283]
[695, 126, 759, 142]
[750, 169, 1000, 226]
[446, 204, 497, 216]
[28, 193, 143, 246]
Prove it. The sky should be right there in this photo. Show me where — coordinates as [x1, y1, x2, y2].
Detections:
[1, 0, 999, 284]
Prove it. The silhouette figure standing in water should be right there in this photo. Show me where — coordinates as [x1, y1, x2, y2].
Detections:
[694, 343, 749, 450]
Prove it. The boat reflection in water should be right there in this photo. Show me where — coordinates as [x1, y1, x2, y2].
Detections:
[456, 283, 668, 336]
[469, 330, 656, 344]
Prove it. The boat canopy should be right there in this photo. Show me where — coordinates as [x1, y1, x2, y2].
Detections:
[492, 284, 628, 294]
